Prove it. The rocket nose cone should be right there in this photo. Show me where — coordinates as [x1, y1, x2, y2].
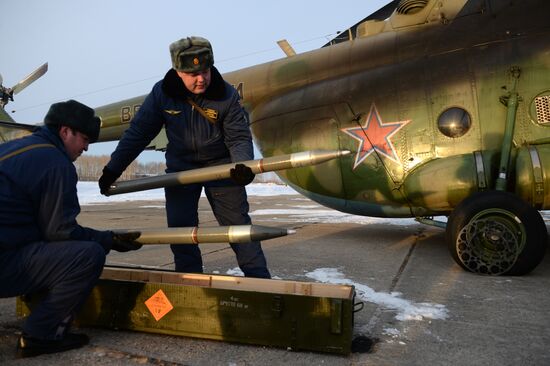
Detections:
[249, 225, 296, 241]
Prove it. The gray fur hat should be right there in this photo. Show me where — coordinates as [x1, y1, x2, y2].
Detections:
[44, 100, 101, 142]
[169, 36, 214, 73]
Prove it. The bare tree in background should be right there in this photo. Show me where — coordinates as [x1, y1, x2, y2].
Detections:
[75, 155, 166, 181]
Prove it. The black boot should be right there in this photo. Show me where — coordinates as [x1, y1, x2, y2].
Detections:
[16, 332, 89, 358]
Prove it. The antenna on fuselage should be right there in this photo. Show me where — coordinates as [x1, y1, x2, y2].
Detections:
[277, 39, 297, 57]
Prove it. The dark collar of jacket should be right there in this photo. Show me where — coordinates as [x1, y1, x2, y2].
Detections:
[35, 125, 71, 161]
[161, 66, 226, 101]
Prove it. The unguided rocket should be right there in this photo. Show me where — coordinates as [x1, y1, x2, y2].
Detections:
[112, 225, 295, 244]
[107, 150, 350, 195]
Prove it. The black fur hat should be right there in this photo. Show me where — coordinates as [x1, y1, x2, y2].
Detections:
[44, 100, 100, 142]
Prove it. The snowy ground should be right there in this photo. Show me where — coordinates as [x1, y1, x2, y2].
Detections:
[77, 181, 298, 204]
[77, 181, 425, 226]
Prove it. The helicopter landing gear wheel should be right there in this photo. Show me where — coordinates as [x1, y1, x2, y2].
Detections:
[446, 191, 547, 275]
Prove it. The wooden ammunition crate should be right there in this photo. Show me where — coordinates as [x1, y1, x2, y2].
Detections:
[18, 266, 356, 354]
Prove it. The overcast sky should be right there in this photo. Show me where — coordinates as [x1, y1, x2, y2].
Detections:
[1, 0, 388, 161]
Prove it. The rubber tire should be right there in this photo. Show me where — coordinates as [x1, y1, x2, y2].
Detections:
[446, 191, 547, 275]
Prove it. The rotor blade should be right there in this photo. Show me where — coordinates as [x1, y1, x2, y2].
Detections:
[322, 0, 401, 47]
[11, 62, 48, 95]
[363, 0, 401, 21]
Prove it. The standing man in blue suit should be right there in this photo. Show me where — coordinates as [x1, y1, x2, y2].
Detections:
[99, 37, 270, 278]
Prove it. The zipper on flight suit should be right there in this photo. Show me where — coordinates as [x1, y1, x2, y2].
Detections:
[190, 104, 198, 158]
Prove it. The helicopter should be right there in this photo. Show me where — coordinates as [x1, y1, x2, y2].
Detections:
[2, 0, 549, 276]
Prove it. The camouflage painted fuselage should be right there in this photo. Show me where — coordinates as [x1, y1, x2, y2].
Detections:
[96, 0, 550, 218]
[0, 110, 33, 143]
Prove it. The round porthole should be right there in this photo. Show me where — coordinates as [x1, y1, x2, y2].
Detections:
[437, 107, 471, 138]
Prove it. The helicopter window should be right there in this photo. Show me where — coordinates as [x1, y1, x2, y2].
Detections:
[437, 107, 471, 138]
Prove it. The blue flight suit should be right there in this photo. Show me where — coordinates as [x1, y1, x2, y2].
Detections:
[0, 127, 112, 339]
[106, 67, 270, 278]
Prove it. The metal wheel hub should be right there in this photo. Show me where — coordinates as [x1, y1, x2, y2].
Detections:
[456, 212, 524, 275]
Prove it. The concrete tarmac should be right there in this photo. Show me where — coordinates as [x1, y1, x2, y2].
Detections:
[1, 193, 549, 365]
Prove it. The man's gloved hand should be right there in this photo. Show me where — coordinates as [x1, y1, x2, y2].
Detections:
[229, 163, 255, 186]
[111, 231, 142, 252]
[98, 166, 120, 196]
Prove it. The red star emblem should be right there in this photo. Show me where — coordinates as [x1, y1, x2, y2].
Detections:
[341, 104, 410, 170]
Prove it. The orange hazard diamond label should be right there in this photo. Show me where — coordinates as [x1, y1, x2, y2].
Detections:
[145, 289, 174, 321]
